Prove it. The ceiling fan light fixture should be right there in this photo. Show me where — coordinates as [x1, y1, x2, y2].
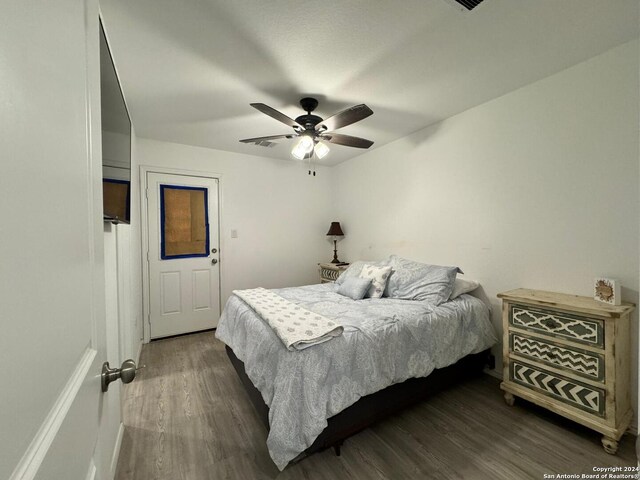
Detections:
[243, 98, 373, 167]
[314, 141, 330, 159]
[291, 134, 314, 160]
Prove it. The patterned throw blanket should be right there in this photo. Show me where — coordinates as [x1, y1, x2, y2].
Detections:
[233, 288, 344, 350]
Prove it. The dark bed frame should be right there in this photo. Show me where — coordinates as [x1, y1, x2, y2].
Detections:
[225, 345, 491, 460]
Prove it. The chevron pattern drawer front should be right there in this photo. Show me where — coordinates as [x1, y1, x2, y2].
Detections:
[318, 263, 349, 283]
[510, 333, 603, 381]
[509, 304, 603, 347]
[321, 267, 340, 281]
[511, 362, 604, 416]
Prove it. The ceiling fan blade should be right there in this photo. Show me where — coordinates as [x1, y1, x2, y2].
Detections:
[321, 133, 374, 149]
[239, 134, 296, 144]
[250, 103, 303, 130]
[315, 104, 373, 132]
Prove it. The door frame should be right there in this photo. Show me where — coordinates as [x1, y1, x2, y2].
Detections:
[140, 165, 223, 343]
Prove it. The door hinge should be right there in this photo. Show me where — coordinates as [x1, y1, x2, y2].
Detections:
[146, 251, 149, 262]
[145, 188, 149, 199]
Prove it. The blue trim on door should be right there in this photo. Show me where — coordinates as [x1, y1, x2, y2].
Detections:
[160, 184, 210, 260]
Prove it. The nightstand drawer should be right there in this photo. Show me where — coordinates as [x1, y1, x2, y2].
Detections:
[510, 361, 605, 416]
[510, 333, 604, 381]
[509, 304, 603, 347]
[318, 263, 349, 283]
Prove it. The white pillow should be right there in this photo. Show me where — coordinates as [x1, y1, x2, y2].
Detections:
[335, 259, 388, 285]
[449, 277, 480, 299]
[359, 264, 393, 299]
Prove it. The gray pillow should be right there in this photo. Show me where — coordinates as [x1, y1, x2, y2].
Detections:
[335, 259, 388, 285]
[384, 255, 459, 305]
[336, 277, 373, 300]
[449, 277, 480, 300]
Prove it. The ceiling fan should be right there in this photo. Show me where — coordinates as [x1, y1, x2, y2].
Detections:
[239, 97, 374, 163]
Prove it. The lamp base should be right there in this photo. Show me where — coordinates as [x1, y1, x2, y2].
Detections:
[331, 240, 340, 264]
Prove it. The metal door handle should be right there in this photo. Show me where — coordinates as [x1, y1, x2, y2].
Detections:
[211, 248, 217, 254]
[101, 359, 144, 392]
[211, 258, 218, 265]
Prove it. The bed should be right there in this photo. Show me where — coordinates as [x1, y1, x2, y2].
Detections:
[215, 266, 498, 470]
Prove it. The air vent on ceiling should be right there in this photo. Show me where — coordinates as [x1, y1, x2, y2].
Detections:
[453, 0, 485, 10]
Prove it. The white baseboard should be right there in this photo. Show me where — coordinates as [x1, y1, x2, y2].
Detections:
[109, 423, 124, 479]
[10, 347, 97, 480]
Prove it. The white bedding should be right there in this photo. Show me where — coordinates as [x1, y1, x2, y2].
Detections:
[233, 287, 343, 350]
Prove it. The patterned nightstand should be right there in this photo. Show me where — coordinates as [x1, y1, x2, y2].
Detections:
[318, 263, 349, 283]
[498, 288, 635, 454]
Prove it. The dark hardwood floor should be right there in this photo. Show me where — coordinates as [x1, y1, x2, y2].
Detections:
[115, 332, 636, 479]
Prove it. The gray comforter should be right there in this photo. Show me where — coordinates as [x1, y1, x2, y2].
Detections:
[215, 283, 498, 470]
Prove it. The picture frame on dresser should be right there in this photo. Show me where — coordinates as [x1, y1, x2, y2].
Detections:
[497, 288, 635, 454]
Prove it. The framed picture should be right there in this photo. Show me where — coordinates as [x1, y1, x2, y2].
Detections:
[594, 277, 621, 306]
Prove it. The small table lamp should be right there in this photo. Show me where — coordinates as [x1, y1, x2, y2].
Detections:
[326, 221, 345, 264]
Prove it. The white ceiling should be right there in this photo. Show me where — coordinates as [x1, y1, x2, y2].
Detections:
[100, 0, 639, 165]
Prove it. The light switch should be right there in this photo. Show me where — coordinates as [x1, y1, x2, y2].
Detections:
[231, 229, 238, 238]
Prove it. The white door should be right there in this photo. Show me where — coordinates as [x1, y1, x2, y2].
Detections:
[3, 3, 124, 480]
[147, 172, 221, 339]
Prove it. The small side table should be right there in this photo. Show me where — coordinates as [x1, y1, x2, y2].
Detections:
[318, 263, 349, 283]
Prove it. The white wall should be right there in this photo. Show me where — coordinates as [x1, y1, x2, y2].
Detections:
[99, 27, 144, 480]
[103, 127, 143, 364]
[333, 40, 639, 424]
[101, 223, 124, 478]
[100, 129, 143, 478]
[98, 11, 145, 474]
[136, 138, 334, 317]
[129, 131, 144, 356]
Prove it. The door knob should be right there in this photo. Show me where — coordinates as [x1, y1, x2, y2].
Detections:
[101, 359, 143, 392]
[211, 258, 218, 265]
[211, 248, 217, 254]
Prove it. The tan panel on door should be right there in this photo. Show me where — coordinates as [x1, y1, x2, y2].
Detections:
[161, 185, 208, 258]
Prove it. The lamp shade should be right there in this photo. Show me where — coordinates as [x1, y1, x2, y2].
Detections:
[326, 222, 344, 236]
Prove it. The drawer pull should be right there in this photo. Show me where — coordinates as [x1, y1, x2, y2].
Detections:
[541, 318, 560, 329]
